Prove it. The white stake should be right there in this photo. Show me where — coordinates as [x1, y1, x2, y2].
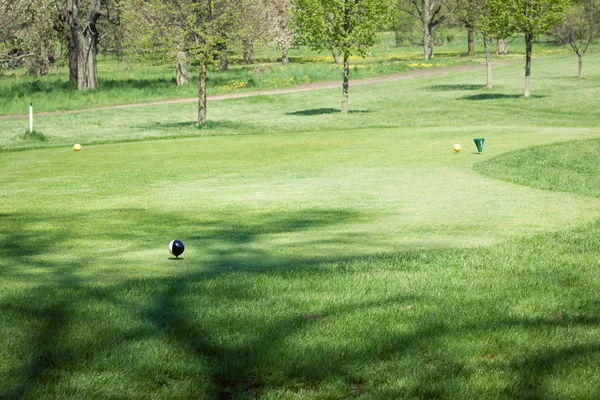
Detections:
[29, 103, 33, 133]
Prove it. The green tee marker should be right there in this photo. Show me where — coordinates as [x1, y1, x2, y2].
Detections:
[474, 138, 484, 153]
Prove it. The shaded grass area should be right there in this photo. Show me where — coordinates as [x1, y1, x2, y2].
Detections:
[1, 208, 600, 399]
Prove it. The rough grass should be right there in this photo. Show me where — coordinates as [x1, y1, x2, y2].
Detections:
[1, 53, 600, 399]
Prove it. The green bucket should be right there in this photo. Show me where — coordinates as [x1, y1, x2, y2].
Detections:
[474, 138, 485, 153]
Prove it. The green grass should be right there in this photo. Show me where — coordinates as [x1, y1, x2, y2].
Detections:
[1, 32, 588, 116]
[0, 56, 479, 116]
[2, 52, 600, 151]
[1, 53, 600, 399]
[475, 138, 600, 198]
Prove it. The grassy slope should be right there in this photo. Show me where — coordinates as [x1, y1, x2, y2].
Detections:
[1, 54, 600, 399]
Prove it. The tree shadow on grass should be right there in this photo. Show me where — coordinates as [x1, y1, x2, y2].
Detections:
[0, 77, 185, 100]
[462, 93, 545, 101]
[427, 84, 484, 91]
[287, 108, 371, 116]
[2, 209, 600, 398]
[136, 120, 251, 132]
[99, 77, 178, 90]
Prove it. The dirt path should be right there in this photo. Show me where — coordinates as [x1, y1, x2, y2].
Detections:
[0, 61, 520, 121]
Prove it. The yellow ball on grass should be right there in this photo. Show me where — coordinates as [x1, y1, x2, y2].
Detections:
[73, 144, 81, 151]
[453, 144, 462, 153]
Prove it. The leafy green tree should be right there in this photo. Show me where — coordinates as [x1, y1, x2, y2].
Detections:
[499, 0, 571, 96]
[238, 0, 272, 64]
[399, 0, 453, 59]
[477, 0, 515, 88]
[121, 0, 189, 82]
[453, 0, 478, 55]
[392, 8, 418, 47]
[552, 0, 600, 77]
[121, 0, 240, 126]
[292, 0, 392, 113]
[0, 0, 60, 75]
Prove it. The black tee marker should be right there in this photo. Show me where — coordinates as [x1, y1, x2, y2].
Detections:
[169, 239, 185, 259]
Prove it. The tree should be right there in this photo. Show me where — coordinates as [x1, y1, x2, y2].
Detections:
[121, 0, 191, 83]
[0, 0, 116, 87]
[60, 0, 117, 90]
[553, 0, 600, 77]
[453, 0, 478, 55]
[500, 0, 571, 97]
[267, 0, 294, 64]
[292, 0, 391, 113]
[399, 0, 453, 59]
[496, 38, 508, 54]
[391, 8, 418, 47]
[477, 0, 515, 88]
[0, 0, 59, 75]
[238, 0, 269, 64]
[121, 0, 240, 126]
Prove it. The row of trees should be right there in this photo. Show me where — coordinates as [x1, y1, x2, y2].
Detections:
[1, 0, 599, 123]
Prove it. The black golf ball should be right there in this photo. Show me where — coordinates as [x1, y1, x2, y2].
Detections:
[169, 239, 185, 257]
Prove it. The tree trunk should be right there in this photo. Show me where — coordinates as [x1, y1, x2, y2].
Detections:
[218, 48, 229, 71]
[341, 53, 349, 114]
[524, 33, 532, 97]
[421, 1, 434, 60]
[578, 54, 583, 78]
[197, 61, 207, 126]
[484, 36, 492, 89]
[242, 39, 253, 64]
[332, 47, 342, 64]
[29, 45, 50, 76]
[68, 35, 78, 88]
[395, 29, 402, 47]
[281, 44, 289, 65]
[423, 23, 433, 60]
[496, 39, 508, 55]
[73, 29, 98, 90]
[423, 27, 434, 59]
[176, 51, 189, 85]
[69, 0, 100, 90]
[467, 27, 475, 56]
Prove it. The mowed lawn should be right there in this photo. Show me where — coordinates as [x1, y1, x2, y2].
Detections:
[1, 54, 600, 399]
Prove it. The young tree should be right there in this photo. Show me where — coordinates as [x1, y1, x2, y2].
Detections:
[121, 0, 191, 83]
[238, 0, 272, 64]
[292, 0, 392, 113]
[391, 8, 418, 47]
[496, 38, 508, 54]
[500, 0, 571, 97]
[454, 0, 479, 55]
[399, 0, 453, 59]
[267, 0, 294, 64]
[121, 0, 240, 126]
[553, 0, 600, 77]
[477, 0, 515, 88]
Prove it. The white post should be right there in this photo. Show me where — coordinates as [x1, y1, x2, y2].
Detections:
[29, 103, 33, 133]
